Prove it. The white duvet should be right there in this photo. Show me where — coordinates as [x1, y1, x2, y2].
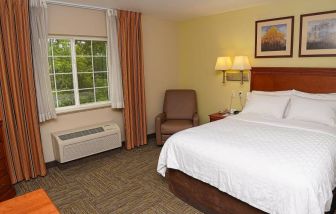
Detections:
[157, 114, 336, 214]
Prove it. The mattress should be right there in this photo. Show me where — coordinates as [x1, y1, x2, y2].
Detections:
[157, 113, 336, 214]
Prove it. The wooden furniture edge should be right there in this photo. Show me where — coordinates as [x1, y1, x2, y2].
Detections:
[0, 189, 59, 213]
[250, 67, 336, 93]
[0, 121, 16, 201]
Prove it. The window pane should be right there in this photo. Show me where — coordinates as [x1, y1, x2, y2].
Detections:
[75, 40, 91, 56]
[55, 74, 73, 90]
[92, 41, 106, 56]
[96, 87, 109, 102]
[77, 73, 93, 89]
[79, 89, 94, 104]
[50, 75, 56, 91]
[58, 90, 75, 107]
[48, 57, 53, 74]
[93, 57, 107, 71]
[48, 38, 110, 109]
[54, 57, 72, 73]
[76, 57, 93, 73]
[52, 39, 71, 56]
[94, 72, 108, 87]
[48, 39, 53, 56]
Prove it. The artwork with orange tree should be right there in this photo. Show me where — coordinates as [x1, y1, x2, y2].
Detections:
[255, 16, 293, 58]
[261, 24, 287, 52]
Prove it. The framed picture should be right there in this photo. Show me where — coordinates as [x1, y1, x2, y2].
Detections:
[255, 16, 294, 58]
[299, 10, 336, 57]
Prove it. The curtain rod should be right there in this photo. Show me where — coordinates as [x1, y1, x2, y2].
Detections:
[46, 0, 111, 11]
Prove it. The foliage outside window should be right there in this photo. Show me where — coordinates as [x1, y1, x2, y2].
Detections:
[48, 37, 109, 109]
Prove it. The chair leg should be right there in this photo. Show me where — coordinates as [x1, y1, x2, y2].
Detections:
[156, 133, 163, 145]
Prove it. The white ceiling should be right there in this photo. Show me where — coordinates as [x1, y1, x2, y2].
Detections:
[53, 0, 277, 20]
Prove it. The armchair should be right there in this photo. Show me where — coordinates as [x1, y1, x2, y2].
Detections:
[155, 89, 199, 145]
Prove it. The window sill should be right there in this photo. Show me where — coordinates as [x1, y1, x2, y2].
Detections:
[56, 102, 111, 115]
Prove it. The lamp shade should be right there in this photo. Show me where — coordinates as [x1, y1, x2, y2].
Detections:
[231, 56, 251, 70]
[215, 57, 232, 71]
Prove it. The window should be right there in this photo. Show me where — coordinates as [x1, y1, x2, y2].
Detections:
[48, 37, 109, 110]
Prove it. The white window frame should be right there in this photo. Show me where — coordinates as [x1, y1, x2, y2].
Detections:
[48, 35, 111, 114]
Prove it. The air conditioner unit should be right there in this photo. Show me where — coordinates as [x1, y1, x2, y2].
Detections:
[52, 121, 121, 163]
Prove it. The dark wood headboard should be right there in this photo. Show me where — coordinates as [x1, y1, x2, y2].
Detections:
[250, 67, 336, 93]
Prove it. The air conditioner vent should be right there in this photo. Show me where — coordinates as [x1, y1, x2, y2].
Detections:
[59, 127, 104, 141]
[52, 122, 121, 163]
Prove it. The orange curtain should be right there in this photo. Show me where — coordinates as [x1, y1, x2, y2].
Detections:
[0, 0, 46, 183]
[118, 10, 147, 149]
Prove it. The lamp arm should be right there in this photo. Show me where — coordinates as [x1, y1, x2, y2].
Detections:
[222, 70, 226, 83]
[239, 93, 244, 110]
[229, 93, 233, 112]
[240, 70, 244, 85]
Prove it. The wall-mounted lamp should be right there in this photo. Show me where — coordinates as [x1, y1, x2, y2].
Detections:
[231, 56, 251, 85]
[215, 56, 232, 83]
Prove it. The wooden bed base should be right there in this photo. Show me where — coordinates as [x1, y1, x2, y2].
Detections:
[168, 169, 336, 214]
[166, 67, 336, 214]
[167, 169, 265, 214]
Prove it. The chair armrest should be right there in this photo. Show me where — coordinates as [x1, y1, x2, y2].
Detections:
[192, 113, 199, 126]
[155, 113, 166, 124]
[155, 113, 166, 145]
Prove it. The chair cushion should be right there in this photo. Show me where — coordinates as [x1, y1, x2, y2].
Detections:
[161, 120, 193, 134]
[164, 90, 197, 120]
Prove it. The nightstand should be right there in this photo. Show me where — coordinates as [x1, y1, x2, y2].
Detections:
[208, 112, 229, 122]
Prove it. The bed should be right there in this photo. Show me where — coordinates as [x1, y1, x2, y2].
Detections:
[157, 67, 336, 214]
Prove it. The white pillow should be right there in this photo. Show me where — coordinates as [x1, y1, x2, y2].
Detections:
[253, 90, 292, 96]
[286, 95, 336, 126]
[242, 93, 290, 119]
[246, 90, 292, 101]
[293, 90, 336, 100]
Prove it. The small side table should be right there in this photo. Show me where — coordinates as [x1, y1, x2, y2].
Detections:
[208, 112, 229, 122]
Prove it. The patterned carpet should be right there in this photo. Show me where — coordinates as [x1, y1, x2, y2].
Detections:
[15, 139, 202, 214]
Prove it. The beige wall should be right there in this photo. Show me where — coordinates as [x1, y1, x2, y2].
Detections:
[48, 5, 107, 37]
[42, 5, 179, 162]
[142, 15, 180, 134]
[178, 0, 336, 124]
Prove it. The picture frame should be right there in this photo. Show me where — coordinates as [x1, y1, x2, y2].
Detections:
[255, 16, 294, 58]
[299, 10, 336, 57]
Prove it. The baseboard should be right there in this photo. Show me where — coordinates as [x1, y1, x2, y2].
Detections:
[46, 133, 156, 169]
[46, 161, 58, 169]
[147, 133, 156, 140]
[121, 133, 155, 147]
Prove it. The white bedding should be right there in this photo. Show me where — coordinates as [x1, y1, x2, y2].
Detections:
[157, 114, 336, 214]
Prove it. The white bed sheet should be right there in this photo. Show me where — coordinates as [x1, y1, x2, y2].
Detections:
[157, 114, 336, 214]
